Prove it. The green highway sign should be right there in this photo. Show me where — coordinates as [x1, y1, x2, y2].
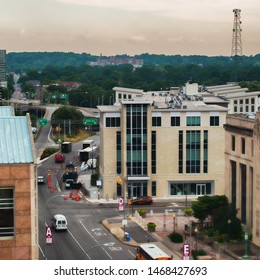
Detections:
[83, 118, 99, 126]
[60, 93, 68, 99]
[38, 118, 48, 126]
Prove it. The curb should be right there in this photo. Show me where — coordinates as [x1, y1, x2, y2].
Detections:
[102, 219, 139, 247]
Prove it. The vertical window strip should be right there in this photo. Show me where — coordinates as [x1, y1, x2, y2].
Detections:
[152, 131, 156, 174]
[178, 131, 183, 173]
[186, 130, 201, 173]
[203, 130, 208, 173]
[116, 132, 121, 174]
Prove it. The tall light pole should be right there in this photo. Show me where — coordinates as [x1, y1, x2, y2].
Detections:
[82, 242, 115, 259]
[243, 232, 249, 259]
[179, 209, 192, 260]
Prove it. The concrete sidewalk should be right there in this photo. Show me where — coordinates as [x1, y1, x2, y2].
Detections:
[102, 211, 230, 260]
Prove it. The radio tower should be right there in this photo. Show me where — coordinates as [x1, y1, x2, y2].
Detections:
[231, 9, 243, 57]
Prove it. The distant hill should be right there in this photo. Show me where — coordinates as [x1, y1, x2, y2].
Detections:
[6, 51, 260, 72]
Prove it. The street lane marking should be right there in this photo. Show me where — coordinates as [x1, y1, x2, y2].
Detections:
[79, 220, 113, 259]
[128, 249, 135, 257]
[67, 228, 90, 259]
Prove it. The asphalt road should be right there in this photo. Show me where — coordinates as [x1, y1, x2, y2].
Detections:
[36, 108, 189, 260]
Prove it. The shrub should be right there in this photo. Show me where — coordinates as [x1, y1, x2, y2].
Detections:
[147, 222, 156, 228]
[192, 249, 207, 260]
[183, 208, 193, 215]
[138, 209, 147, 216]
[168, 232, 184, 243]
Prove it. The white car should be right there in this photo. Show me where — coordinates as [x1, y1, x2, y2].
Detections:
[51, 214, 68, 231]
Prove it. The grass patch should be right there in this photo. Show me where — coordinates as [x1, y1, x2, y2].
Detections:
[54, 130, 93, 143]
[40, 147, 59, 160]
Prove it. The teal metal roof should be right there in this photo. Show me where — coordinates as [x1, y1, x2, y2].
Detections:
[0, 106, 14, 117]
[0, 116, 34, 164]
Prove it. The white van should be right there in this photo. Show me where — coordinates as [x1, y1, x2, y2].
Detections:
[51, 214, 68, 231]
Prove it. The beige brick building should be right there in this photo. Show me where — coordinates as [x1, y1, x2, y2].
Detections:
[98, 86, 228, 201]
[224, 112, 260, 247]
[0, 106, 38, 259]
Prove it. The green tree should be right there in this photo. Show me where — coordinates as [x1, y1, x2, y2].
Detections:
[192, 195, 243, 240]
[51, 105, 85, 135]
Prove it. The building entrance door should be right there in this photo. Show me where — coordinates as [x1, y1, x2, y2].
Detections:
[196, 184, 206, 195]
[128, 183, 147, 198]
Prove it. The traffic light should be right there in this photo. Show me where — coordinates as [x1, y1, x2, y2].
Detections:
[117, 176, 123, 186]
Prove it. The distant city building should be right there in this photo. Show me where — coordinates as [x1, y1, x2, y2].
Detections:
[88, 57, 144, 68]
[56, 81, 80, 91]
[0, 50, 7, 84]
[98, 84, 228, 201]
[205, 83, 260, 114]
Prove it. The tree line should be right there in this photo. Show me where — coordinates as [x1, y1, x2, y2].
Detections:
[6, 52, 260, 72]
[13, 62, 260, 108]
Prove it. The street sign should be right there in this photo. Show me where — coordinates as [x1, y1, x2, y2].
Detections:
[38, 118, 48, 126]
[118, 196, 124, 211]
[60, 93, 68, 99]
[83, 118, 98, 126]
[183, 244, 190, 260]
[46, 226, 53, 244]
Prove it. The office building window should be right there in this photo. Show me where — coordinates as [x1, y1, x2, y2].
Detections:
[232, 135, 235, 151]
[170, 182, 212, 196]
[126, 104, 148, 176]
[116, 132, 121, 174]
[151, 181, 157, 196]
[231, 160, 237, 210]
[251, 98, 255, 112]
[241, 137, 245, 154]
[186, 130, 200, 173]
[210, 116, 219, 126]
[171, 116, 180, 126]
[186, 116, 200, 126]
[234, 100, 238, 113]
[203, 131, 208, 173]
[0, 187, 14, 238]
[106, 117, 120, 127]
[178, 131, 183, 173]
[152, 116, 161, 127]
[239, 99, 244, 113]
[240, 164, 247, 224]
[151, 131, 156, 174]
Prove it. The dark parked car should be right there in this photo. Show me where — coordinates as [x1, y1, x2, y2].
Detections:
[128, 196, 153, 205]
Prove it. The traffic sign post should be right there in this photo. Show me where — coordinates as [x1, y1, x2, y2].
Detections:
[118, 196, 124, 211]
[83, 118, 98, 126]
[46, 226, 53, 244]
[38, 118, 48, 126]
[183, 243, 190, 260]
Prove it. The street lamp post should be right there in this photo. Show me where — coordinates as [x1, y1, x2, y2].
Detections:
[82, 242, 115, 259]
[243, 232, 249, 259]
[194, 226, 199, 251]
[173, 213, 176, 233]
[179, 209, 192, 260]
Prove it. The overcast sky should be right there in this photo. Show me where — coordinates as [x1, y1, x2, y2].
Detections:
[1, 0, 259, 56]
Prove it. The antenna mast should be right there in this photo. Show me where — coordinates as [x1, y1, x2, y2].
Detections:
[231, 9, 243, 57]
